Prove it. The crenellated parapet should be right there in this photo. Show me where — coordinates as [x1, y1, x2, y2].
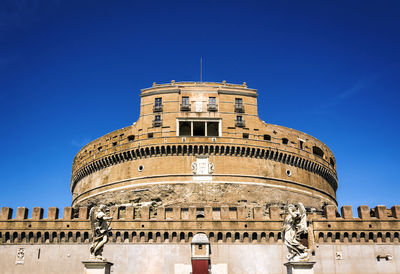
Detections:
[0, 205, 399, 245]
[313, 205, 400, 244]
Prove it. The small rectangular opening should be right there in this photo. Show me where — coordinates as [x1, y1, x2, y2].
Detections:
[243, 133, 249, 139]
[148, 133, 154, 138]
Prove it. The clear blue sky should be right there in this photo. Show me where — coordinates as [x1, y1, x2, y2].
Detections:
[1, 0, 399, 216]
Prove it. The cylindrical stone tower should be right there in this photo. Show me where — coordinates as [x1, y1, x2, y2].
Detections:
[71, 81, 338, 210]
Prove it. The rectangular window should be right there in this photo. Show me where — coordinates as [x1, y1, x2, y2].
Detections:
[155, 98, 162, 107]
[208, 97, 218, 111]
[243, 133, 249, 139]
[178, 120, 220, 137]
[193, 122, 205, 136]
[234, 98, 244, 113]
[148, 133, 154, 138]
[209, 97, 216, 105]
[207, 122, 219, 136]
[155, 115, 161, 121]
[182, 96, 189, 105]
[179, 121, 191, 136]
[236, 115, 243, 121]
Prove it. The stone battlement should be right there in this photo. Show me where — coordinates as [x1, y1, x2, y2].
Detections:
[1, 205, 399, 221]
[0, 205, 399, 245]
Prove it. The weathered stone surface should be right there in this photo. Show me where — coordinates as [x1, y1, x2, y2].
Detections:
[0, 244, 399, 274]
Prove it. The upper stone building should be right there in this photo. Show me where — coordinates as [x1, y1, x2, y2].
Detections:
[71, 81, 338, 211]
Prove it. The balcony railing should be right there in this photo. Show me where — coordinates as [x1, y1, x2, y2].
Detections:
[153, 105, 163, 112]
[234, 104, 245, 113]
[152, 120, 163, 127]
[235, 120, 245, 127]
[180, 104, 191, 111]
[207, 104, 218, 112]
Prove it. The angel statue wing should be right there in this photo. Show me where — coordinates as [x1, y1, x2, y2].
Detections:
[89, 207, 96, 236]
[297, 202, 308, 234]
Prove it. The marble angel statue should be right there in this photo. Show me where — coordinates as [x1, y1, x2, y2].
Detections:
[89, 205, 113, 261]
[282, 202, 309, 262]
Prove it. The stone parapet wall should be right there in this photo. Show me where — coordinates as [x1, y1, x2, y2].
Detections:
[1, 205, 398, 245]
[2, 244, 399, 274]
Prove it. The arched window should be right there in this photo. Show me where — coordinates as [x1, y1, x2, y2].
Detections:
[260, 232, 266, 242]
[180, 232, 185, 242]
[226, 232, 232, 242]
[12, 232, 18, 243]
[60, 232, 65, 242]
[21, 232, 26, 243]
[156, 232, 161, 242]
[84, 232, 89, 243]
[163, 232, 169, 242]
[45, 232, 50, 243]
[264, 134, 271, 141]
[369, 232, 374, 241]
[313, 146, 324, 158]
[132, 232, 137, 242]
[330, 157, 335, 167]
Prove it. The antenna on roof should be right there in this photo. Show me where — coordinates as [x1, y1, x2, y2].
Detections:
[200, 57, 203, 82]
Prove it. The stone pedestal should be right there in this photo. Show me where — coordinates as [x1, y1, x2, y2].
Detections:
[284, 262, 315, 274]
[82, 261, 113, 274]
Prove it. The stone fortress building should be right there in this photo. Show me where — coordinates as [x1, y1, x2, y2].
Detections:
[0, 81, 399, 274]
[71, 81, 337, 210]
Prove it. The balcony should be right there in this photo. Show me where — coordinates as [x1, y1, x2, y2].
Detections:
[152, 119, 163, 127]
[234, 104, 245, 113]
[153, 105, 163, 112]
[180, 103, 191, 111]
[235, 120, 245, 127]
[207, 104, 218, 112]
